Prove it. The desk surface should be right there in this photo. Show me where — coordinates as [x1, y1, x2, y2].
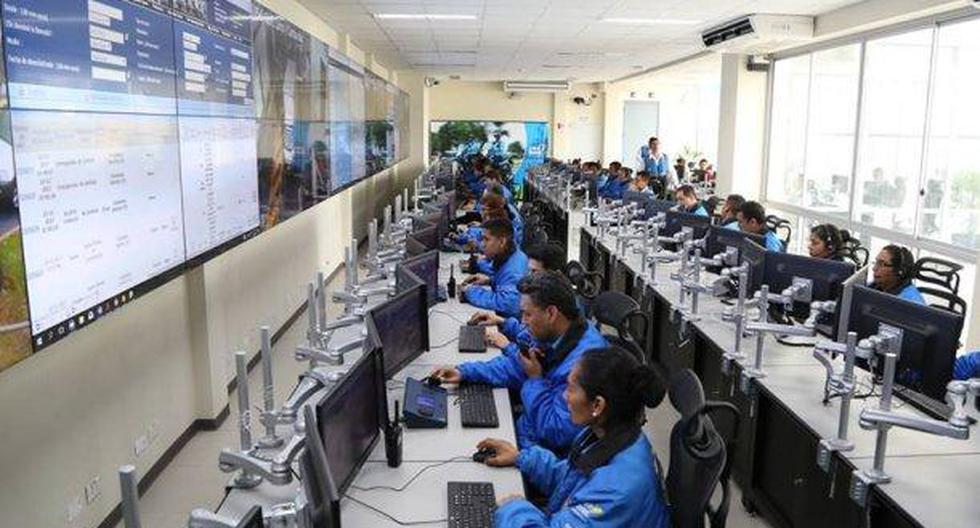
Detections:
[583, 224, 980, 526]
[217, 251, 524, 525]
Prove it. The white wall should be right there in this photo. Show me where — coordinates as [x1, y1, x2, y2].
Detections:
[554, 83, 605, 162]
[0, 1, 422, 526]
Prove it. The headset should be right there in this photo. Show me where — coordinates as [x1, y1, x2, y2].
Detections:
[884, 244, 915, 282]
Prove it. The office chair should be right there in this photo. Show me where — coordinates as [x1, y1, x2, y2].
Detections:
[838, 238, 869, 267]
[565, 261, 601, 299]
[913, 257, 967, 315]
[765, 215, 792, 251]
[590, 291, 648, 348]
[665, 369, 740, 528]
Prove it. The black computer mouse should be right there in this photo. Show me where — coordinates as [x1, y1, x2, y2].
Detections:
[472, 447, 496, 463]
[423, 375, 442, 387]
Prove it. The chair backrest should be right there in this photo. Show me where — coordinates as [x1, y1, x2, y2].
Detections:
[665, 370, 738, 528]
[913, 257, 967, 314]
[839, 238, 869, 267]
[603, 334, 646, 365]
[565, 261, 600, 300]
[591, 291, 646, 344]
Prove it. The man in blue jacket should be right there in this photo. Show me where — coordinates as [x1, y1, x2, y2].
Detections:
[460, 218, 528, 317]
[433, 271, 608, 453]
[674, 184, 709, 217]
[737, 200, 785, 252]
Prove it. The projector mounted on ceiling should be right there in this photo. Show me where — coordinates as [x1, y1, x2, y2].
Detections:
[502, 81, 571, 93]
[701, 14, 813, 54]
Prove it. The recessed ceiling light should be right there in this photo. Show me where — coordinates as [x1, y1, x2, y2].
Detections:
[601, 18, 700, 25]
[374, 14, 477, 20]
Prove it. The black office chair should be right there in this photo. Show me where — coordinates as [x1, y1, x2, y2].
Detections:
[603, 334, 646, 365]
[913, 257, 967, 315]
[838, 237, 869, 267]
[665, 369, 740, 528]
[590, 291, 648, 348]
[565, 261, 601, 300]
[765, 215, 792, 252]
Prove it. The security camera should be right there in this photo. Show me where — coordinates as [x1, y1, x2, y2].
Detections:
[424, 77, 440, 88]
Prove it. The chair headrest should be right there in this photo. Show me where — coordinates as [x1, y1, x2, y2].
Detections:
[669, 369, 705, 421]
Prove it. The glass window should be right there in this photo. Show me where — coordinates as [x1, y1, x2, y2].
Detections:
[853, 28, 934, 234]
[767, 55, 810, 206]
[921, 18, 980, 251]
[803, 45, 861, 217]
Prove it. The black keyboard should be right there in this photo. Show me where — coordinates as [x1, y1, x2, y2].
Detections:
[894, 386, 976, 424]
[459, 384, 499, 428]
[447, 482, 495, 528]
[458, 325, 487, 353]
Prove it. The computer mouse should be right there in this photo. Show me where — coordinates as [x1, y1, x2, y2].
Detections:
[424, 375, 442, 387]
[472, 447, 496, 463]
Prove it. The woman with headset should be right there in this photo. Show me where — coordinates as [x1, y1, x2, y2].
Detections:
[808, 224, 848, 261]
[870, 244, 926, 305]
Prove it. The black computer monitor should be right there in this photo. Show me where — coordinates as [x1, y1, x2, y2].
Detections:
[314, 347, 387, 496]
[367, 281, 430, 378]
[739, 239, 767, 296]
[235, 506, 264, 528]
[400, 250, 440, 307]
[300, 407, 341, 528]
[395, 263, 425, 295]
[705, 225, 766, 260]
[763, 252, 854, 323]
[621, 191, 674, 220]
[411, 223, 439, 252]
[442, 190, 457, 220]
[405, 234, 428, 257]
[846, 285, 964, 401]
[662, 210, 711, 239]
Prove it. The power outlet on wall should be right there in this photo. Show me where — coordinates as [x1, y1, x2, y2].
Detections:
[66, 494, 83, 523]
[84, 475, 101, 504]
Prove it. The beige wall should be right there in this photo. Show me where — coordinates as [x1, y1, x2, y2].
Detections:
[553, 83, 605, 163]
[0, 1, 421, 526]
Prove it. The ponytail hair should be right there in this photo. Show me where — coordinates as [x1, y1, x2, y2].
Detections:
[577, 347, 667, 428]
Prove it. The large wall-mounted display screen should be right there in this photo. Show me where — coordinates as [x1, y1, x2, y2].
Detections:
[429, 121, 549, 192]
[0, 0, 410, 368]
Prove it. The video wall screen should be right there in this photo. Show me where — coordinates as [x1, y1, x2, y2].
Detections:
[429, 121, 549, 192]
[0, 0, 410, 369]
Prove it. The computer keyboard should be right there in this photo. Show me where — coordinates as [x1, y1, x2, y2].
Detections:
[447, 482, 495, 528]
[459, 384, 499, 428]
[458, 325, 487, 353]
[894, 386, 977, 424]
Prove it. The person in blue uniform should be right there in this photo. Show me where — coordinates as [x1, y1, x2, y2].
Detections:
[460, 218, 528, 317]
[719, 194, 744, 230]
[635, 136, 674, 191]
[673, 184, 708, 217]
[808, 224, 850, 261]
[598, 166, 632, 200]
[870, 245, 925, 305]
[737, 201, 784, 252]
[475, 346, 671, 528]
[470, 243, 569, 351]
[433, 272, 608, 453]
[953, 351, 980, 380]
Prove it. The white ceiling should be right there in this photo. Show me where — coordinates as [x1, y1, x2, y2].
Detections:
[299, 0, 863, 82]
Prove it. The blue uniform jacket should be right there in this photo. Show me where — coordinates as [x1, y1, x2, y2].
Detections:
[685, 203, 709, 217]
[456, 226, 485, 251]
[763, 230, 784, 252]
[458, 322, 607, 451]
[501, 317, 538, 351]
[640, 146, 670, 177]
[898, 283, 926, 305]
[953, 351, 980, 380]
[598, 179, 628, 200]
[495, 432, 671, 528]
[463, 249, 528, 317]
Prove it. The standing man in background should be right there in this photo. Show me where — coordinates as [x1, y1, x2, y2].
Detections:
[635, 136, 676, 190]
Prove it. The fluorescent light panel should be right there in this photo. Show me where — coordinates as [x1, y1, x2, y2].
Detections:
[374, 14, 477, 20]
[601, 18, 700, 25]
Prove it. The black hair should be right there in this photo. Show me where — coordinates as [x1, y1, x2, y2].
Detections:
[675, 184, 697, 199]
[484, 183, 505, 197]
[577, 347, 667, 428]
[739, 200, 767, 225]
[810, 224, 843, 255]
[647, 136, 659, 144]
[525, 243, 567, 272]
[609, 161, 622, 169]
[882, 244, 915, 282]
[517, 271, 579, 319]
[483, 217, 514, 242]
[725, 194, 746, 210]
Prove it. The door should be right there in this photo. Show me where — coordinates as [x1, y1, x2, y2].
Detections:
[622, 101, 659, 167]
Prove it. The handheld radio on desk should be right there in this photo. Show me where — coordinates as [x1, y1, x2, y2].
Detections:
[402, 377, 448, 429]
[384, 400, 403, 467]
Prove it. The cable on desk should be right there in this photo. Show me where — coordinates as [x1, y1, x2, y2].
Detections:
[430, 334, 460, 349]
[428, 308, 467, 324]
[775, 335, 817, 347]
[350, 456, 471, 492]
[344, 493, 448, 526]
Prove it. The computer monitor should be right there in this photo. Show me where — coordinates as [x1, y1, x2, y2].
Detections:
[419, 209, 447, 240]
[400, 250, 440, 307]
[739, 239, 767, 296]
[441, 190, 457, 220]
[235, 506, 264, 528]
[314, 346, 387, 496]
[763, 252, 855, 322]
[405, 234, 429, 257]
[367, 282, 430, 378]
[704, 225, 766, 260]
[662, 210, 711, 239]
[621, 191, 674, 220]
[411, 223, 439, 252]
[395, 264, 425, 295]
[836, 265, 870, 343]
[300, 407, 341, 528]
[846, 285, 964, 401]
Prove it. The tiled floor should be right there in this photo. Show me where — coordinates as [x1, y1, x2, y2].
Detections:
[117, 255, 772, 528]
